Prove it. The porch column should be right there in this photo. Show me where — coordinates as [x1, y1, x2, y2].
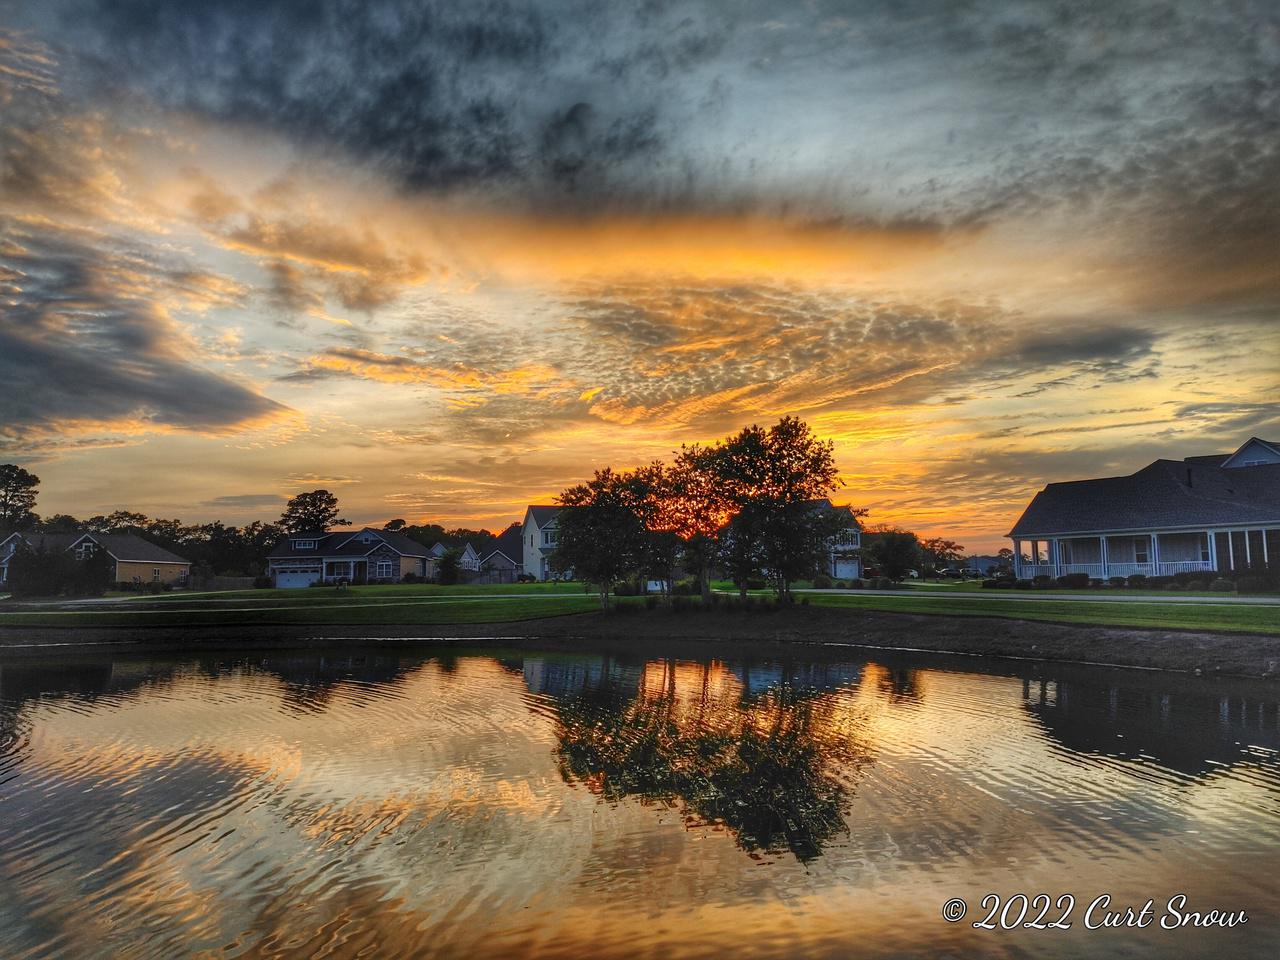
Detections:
[1100, 536, 1108, 577]
[1013, 540, 1021, 577]
[1245, 530, 1253, 566]
[1265, 531, 1271, 565]
[1050, 539, 1059, 576]
[1150, 533, 1160, 572]
[1208, 530, 1218, 572]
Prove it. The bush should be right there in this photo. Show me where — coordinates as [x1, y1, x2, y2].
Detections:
[613, 580, 637, 596]
[402, 571, 420, 584]
[1173, 571, 1199, 586]
[1107, 576, 1127, 588]
[672, 578, 699, 596]
[1165, 581, 1183, 590]
[1187, 579, 1210, 592]
[744, 578, 767, 590]
[1235, 575, 1273, 594]
[982, 578, 1014, 589]
[517, 573, 537, 583]
[1056, 573, 1090, 589]
[813, 574, 833, 589]
[846, 578, 863, 589]
[1126, 574, 1147, 589]
[1032, 574, 1053, 587]
[1210, 578, 1234, 592]
[1014, 578, 1034, 589]
[253, 576, 273, 589]
[1147, 576, 1173, 589]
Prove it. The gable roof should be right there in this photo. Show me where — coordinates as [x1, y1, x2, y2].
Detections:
[5, 531, 190, 564]
[1222, 437, 1280, 468]
[494, 524, 523, 559]
[268, 528, 429, 559]
[480, 548, 519, 567]
[524, 505, 559, 528]
[1008, 457, 1280, 537]
[803, 499, 862, 528]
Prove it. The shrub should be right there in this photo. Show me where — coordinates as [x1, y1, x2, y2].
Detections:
[517, 573, 537, 583]
[402, 571, 420, 584]
[673, 578, 699, 596]
[1235, 575, 1273, 594]
[1173, 571, 1198, 586]
[1107, 576, 1127, 588]
[1210, 578, 1234, 592]
[1187, 579, 1210, 592]
[745, 577, 767, 590]
[1165, 581, 1183, 590]
[1147, 576, 1173, 589]
[1014, 578, 1035, 589]
[813, 574, 833, 589]
[1088, 578, 1104, 589]
[1032, 574, 1053, 587]
[613, 580, 636, 596]
[982, 578, 1014, 589]
[1126, 574, 1147, 589]
[253, 576, 273, 589]
[847, 578, 864, 589]
[1056, 573, 1090, 589]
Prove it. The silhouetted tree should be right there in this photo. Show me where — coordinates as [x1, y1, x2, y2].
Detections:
[0, 464, 39, 531]
[279, 489, 349, 533]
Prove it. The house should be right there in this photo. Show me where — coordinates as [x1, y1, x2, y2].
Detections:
[1008, 437, 1280, 580]
[429, 541, 482, 573]
[521, 505, 562, 581]
[808, 499, 863, 579]
[478, 526, 523, 584]
[0, 531, 191, 587]
[963, 554, 1005, 576]
[267, 528, 430, 587]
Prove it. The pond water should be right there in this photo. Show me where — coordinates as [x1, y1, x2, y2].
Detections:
[1, 642, 1278, 959]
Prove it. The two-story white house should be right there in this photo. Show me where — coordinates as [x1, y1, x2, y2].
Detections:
[521, 505, 563, 581]
[807, 498, 863, 579]
[1008, 437, 1280, 580]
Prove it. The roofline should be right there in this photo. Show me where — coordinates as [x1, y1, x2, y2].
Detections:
[2, 531, 190, 564]
[1222, 436, 1280, 468]
[1007, 520, 1280, 538]
[480, 549, 517, 565]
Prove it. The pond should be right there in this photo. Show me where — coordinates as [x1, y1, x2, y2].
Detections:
[1, 641, 1278, 958]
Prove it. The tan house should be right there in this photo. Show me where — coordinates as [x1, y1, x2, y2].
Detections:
[0, 531, 191, 587]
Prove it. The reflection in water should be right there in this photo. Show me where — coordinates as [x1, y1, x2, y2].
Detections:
[0, 646, 1278, 959]
[544, 659, 872, 860]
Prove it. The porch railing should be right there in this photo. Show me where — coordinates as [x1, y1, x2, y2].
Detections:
[1016, 560, 1216, 579]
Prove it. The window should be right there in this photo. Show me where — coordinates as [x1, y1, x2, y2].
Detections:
[361, 533, 375, 543]
[1133, 537, 1149, 564]
[75, 541, 96, 559]
[543, 529, 557, 546]
[292, 539, 316, 550]
[152, 568, 161, 581]
[1199, 533, 1211, 562]
[377, 560, 393, 579]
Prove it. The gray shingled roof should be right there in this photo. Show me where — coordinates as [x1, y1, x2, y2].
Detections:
[525, 505, 559, 527]
[6, 532, 190, 564]
[268, 528, 429, 559]
[1008, 459, 1280, 537]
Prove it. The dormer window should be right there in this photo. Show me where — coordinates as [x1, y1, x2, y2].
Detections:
[292, 539, 317, 550]
[360, 532, 376, 543]
[75, 541, 96, 559]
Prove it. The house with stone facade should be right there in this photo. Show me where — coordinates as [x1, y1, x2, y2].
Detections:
[267, 527, 430, 587]
[1008, 437, 1280, 580]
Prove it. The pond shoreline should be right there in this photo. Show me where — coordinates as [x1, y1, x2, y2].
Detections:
[1, 606, 1277, 678]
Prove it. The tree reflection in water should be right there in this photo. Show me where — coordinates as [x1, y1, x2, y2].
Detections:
[551, 659, 873, 861]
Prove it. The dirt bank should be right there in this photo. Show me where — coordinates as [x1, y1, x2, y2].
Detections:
[1, 606, 1278, 677]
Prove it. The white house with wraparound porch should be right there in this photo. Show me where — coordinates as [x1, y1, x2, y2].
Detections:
[1008, 438, 1280, 581]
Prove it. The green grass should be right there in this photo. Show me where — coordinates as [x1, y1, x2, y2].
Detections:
[803, 592, 1280, 635]
[0, 594, 605, 628]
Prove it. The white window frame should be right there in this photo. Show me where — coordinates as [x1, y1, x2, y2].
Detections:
[1133, 537, 1149, 564]
[152, 568, 161, 581]
[376, 560, 394, 579]
[292, 539, 316, 550]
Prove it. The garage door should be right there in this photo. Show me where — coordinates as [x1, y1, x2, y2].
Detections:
[275, 569, 320, 588]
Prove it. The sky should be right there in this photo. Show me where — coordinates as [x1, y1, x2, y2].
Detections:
[0, 0, 1276, 551]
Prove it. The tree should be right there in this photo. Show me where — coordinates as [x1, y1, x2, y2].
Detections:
[664, 444, 733, 600]
[863, 529, 921, 581]
[84, 511, 150, 533]
[383, 518, 407, 532]
[280, 489, 349, 533]
[920, 537, 965, 579]
[437, 548, 461, 585]
[551, 468, 651, 609]
[0, 464, 39, 531]
[36, 514, 81, 532]
[714, 417, 842, 599]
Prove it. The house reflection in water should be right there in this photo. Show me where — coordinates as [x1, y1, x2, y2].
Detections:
[522, 655, 875, 862]
[1022, 675, 1280, 777]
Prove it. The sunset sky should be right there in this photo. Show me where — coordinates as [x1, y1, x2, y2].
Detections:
[1, 1, 1276, 550]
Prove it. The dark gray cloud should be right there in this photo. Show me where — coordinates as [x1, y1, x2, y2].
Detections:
[0, 219, 290, 441]
[203, 493, 287, 509]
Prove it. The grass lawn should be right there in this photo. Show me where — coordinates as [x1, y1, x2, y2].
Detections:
[802, 592, 1280, 635]
[0, 593, 605, 628]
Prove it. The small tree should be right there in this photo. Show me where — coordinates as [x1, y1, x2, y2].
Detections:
[280, 490, 350, 533]
[0, 464, 39, 531]
[438, 548, 462, 585]
[920, 537, 965, 579]
[6, 544, 75, 597]
[863, 529, 921, 581]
